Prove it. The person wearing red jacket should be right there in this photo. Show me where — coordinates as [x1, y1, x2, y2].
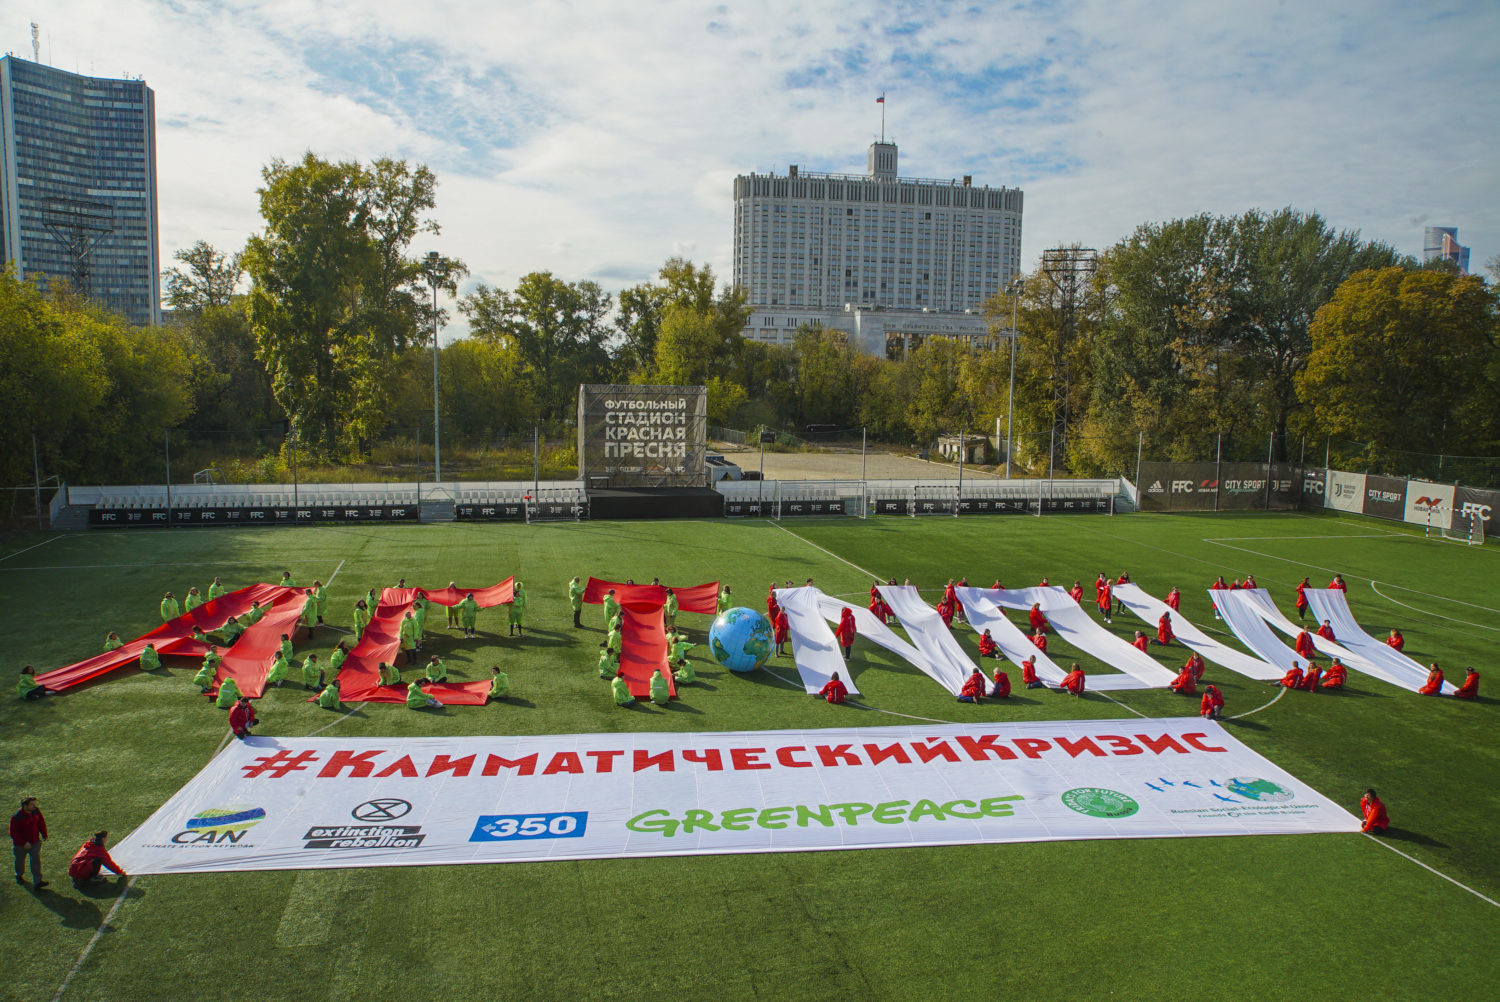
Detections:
[1200, 684, 1224, 720]
[228, 697, 258, 739]
[867, 593, 885, 624]
[768, 583, 780, 618]
[977, 630, 1000, 658]
[1316, 620, 1336, 642]
[1294, 629, 1316, 660]
[1322, 658, 1347, 689]
[1020, 656, 1043, 689]
[1028, 603, 1049, 633]
[1157, 612, 1174, 646]
[1210, 575, 1227, 618]
[990, 579, 1004, 590]
[1113, 572, 1130, 614]
[1300, 663, 1322, 691]
[1058, 663, 1086, 696]
[1295, 577, 1311, 621]
[1243, 574, 1258, 590]
[1329, 574, 1348, 592]
[69, 831, 127, 888]
[1360, 789, 1388, 834]
[1096, 581, 1113, 624]
[936, 598, 955, 628]
[1418, 664, 1444, 695]
[1454, 668, 1479, 699]
[1031, 628, 1048, 654]
[1069, 580, 1084, 604]
[1166, 587, 1181, 611]
[1094, 573, 1107, 605]
[1169, 664, 1197, 696]
[1280, 663, 1305, 689]
[835, 608, 856, 659]
[1184, 652, 1206, 682]
[1385, 629, 1404, 651]
[773, 609, 790, 656]
[991, 669, 1011, 699]
[1132, 630, 1150, 653]
[11, 796, 48, 887]
[957, 669, 986, 703]
[817, 672, 848, 704]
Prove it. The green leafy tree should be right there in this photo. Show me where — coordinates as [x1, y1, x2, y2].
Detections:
[163, 240, 242, 313]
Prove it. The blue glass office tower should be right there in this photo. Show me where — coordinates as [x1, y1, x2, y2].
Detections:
[0, 55, 160, 327]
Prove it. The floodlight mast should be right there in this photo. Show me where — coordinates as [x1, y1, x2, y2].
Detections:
[425, 251, 442, 484]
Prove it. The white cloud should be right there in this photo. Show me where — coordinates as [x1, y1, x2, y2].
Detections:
[6, 0, 1496, 336]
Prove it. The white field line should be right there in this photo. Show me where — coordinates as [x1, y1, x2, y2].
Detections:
[50, 876, 137, 1002]
[760, 665, 958, 724]
[1368, 582, 1500, 635]
[307, 705, 361, 737]
[0, 535, 62, 563]
[1204, 534, 1410, 542]
[1363, 834, 1500, 910]
[767, 520, 882, 580]
[1096, 691, 1148, 718]
[1228, 685, 1287, 720]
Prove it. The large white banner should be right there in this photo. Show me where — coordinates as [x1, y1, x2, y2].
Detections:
[114, 720, 1357, 874]
[1325, 471, 1366, 513]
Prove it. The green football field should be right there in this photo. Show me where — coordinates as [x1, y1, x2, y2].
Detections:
[3, 510, 1496, 1002]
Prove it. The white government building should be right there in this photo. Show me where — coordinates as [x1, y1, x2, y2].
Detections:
[733, 140, 1023, 357]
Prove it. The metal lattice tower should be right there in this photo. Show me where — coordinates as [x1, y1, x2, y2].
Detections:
[41, 196, 114, 299]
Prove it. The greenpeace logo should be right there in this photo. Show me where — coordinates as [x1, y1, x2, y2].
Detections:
[1367, 490, 1402, 503]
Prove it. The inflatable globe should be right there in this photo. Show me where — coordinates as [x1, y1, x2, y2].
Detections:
[709, 607, 773, 673]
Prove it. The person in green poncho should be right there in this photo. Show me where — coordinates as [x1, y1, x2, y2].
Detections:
[568, 576, 585, 628]
[103, 632, 123, 651]
[300, 589, 318, 629]
[365, 586, 380, 612]
[352, 599, 370, 638]
[379, 662, 402, 686]
[317, 679, 341, 710]
[192, 653, 217, 692]
[669, 633, 694, 663]
[412, 594, 428, 647]
[649, 669, 670, 706]
[598, 648, 619, 680]
[602, 589, 620, 631]
[407, 680, 440, 709]
[611, 670, 634, 707]
[664, 588, 678, 629]
[717, 585, 732, 613]
[311, 580, 327, 625]
[603, 620, 622, 656]
[160, 592, 180, 622]
[458, 592, 480, 639]
[488, 667, 509, 701]
[424, 656, 448, 683]
[301, 653, 323, 690]
[184, 587, 204, 613]
[508, 583, 526, 637]
[247, 600, 266, 625]
[328, 641, 349, 675]
[673, 657, 696, 685]
[18, 665, 45, 700]
[278, 570, 297, 589]
[266, 652, 291, 688]
[139, 643, 163, 672]
[445, 582, 461, 628]
[279, 634, 294, 663]
[208, 576, 227, 601]
[214, 675, 242, 709]
[399, 611, 419, 658]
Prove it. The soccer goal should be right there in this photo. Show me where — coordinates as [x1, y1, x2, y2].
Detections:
[1439, 508, 1484, 546]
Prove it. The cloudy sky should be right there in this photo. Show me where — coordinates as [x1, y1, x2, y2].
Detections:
[7, 0, 1496, 333]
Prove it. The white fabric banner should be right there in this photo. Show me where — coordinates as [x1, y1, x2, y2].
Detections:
[113, 720, 1359, 874]
[984, 587, 1179, 687]
[1326, 471, 1366, 513]
[775, 587, 860, 695]
[814, 593, 930, 681]
[877, 585, 979, 695]
[1209, 589, 1310, 672]
[1302, 589, 1450, 693]
[1114, 584, 1283, 681]
[1236, 588, 1366, 668]
[956, 589, 1148, 691]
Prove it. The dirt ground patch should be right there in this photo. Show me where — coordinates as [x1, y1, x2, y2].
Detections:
[714, 447, 1006, 482]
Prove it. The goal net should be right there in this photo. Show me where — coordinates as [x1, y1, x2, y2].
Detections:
[1437, 508, 1483, 546]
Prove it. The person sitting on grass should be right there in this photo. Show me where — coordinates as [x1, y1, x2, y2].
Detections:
[18, 665, 46, 700]
[301, 653, 323, 691]
[1169, 662, 1197, 696]
[278, 570, 297, 589]
[214, 675, 242, 709]
[1184, 652, 1206, 683]
[957, 668, 986, 703]
[459, 592, 480, 639]
[1280, 662, 1305, 689]
[1454, 667, 1480, 700]
[977, 630, 1000, 659]
[1301, 662, 1323, 692]
[1360, 789, 1388, 834]
[379, 661, 402, 686]
[598, 648, 619, 680]
[266, 652, 290, 688]
[1031, 628, 1048, 653]
[669, 631, 694, 663]
[1020, 656, 1043, 689]
[673, 657, 696, 685]
[161, 591, 180, 622]
[1131, 630, 1150, 653]
[649, 669, 670, 706]
[1316, 619, 1336, 642]
[489, 667, 509, 701]
[1321, 657, 1347, 690]
[1157, 612, 1174, 646]
[425, 656, 448, 683]
[192, 653, 218, 694]
[603, 618, 623, 656]
[229, 696, 258, 738]
[817, 671, 848, 705]
[611, 670, 635, 707]
[406, 680, 441, 709]
[68, 831, 126, 889]
[139, 642, 162, 672]
[991, 668, 1011, 699]
[1058, 663, 1086, 696]
[1200, 684, 1224, 720]
[1385, 628, 1404, 651]
[103, 632, 123, 651]
[328, 641, 349, 676]
[190, 627, 211, 646]
[317, 678, 342, 710]
[1418, 663, 1444, 695]
[246, 599, 266, 625]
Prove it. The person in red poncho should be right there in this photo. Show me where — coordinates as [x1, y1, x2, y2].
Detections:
[1322, 657, 1347, 689]
[1169, 663, 1197, 696]
[1031, 628, 1048, 653]
[817, 672, 848, 704]
[772, 608, 790, 657]
[990, 579, 1004, 590]
[1210, 575, 1227, 618]
[1360, 789, 1388, 834]
[1295, 577, 1311, 621]
[1094, 572, 1107, 602]
[1096, 580, 1113, 624]
[768, 583, 780, 618]
[1418, 664, 1444, 695]
[1243, 574, 1258, 590]
[1294, 629, 1316, 660]
[957, 669, 986, 703]
[1166, 587, 1181, 611]
[936, 598, 955, 628]
[1316, 619, 1336, 642]
[228, 696, 258, 739]
[1058, 663, 1086, 696]
[1157, 612, 1174, 646]
[1300, 662, 1322, 691]
[1028, 603, 1049, 633]
[868, 592, 888, 625]
[991, 667, 1011, 698]
[1132, 630, 1150, 653]
[1200, 684, 1224, 720]
[1113, 572, 1130, 614]
[835, 608, 856, 659]
[68, 831, 126, 888]
[1020, 656, 1043, 689]
[977, 629, 1000, 658]
[1385, 629, 1404, 652]
[1329, 574, 1348, 592]
[1454, 668, 1479, 699]
[1184, 652, 1206, 682]
[1280, 662, 1305, 689]
[1069, 580, 1084, 604]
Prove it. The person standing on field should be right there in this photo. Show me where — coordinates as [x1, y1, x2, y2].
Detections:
[11, 796, 47, 888]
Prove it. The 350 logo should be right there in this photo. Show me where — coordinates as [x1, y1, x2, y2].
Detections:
[470, 812, 589, 842]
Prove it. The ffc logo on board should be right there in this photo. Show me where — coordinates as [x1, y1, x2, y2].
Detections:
[1459, 502, 1492, 523]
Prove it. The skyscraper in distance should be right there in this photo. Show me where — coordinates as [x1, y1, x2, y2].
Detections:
[1422, 226, 1470, 275]
[0, 54, 160, 326]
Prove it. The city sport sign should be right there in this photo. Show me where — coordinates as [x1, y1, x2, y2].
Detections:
[577, 384, 708, 487]
[113, 720, 1357, 874]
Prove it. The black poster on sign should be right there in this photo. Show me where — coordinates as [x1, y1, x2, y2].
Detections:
[1452, 486, 1500, 537]
[89, 505, 418, 528]
[1300, 467, 1326, 508]
[1362, 475, 1406, 521]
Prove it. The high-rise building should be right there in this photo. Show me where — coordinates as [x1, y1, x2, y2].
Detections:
[733, 140, 1022, 356]
[1422, 226, 1470, 275]
[0, 55, 160, 326]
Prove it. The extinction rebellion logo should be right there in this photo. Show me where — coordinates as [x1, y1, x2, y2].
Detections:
[1060, 787, 1139, 819]
[303, 800, 425, 850]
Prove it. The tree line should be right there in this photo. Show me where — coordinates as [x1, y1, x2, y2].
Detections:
[2, 152, 1495, 492]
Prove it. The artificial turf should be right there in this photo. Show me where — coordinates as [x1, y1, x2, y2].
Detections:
[2, 510, 1496, 1001]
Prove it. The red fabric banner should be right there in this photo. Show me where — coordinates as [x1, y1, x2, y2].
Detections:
[620, 600, 676, 701]
[216, 591, 310, 698]
[37, 583, 291, 692]
[582, 578, 719, 615]
[419, 579, 515, 608]
[333, 584, 499, 705]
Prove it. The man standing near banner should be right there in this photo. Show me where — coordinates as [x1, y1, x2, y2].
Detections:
[835, 607, 856, 659]
[508, 583, 527, 637]
[569, 577, 585, 628]
[459, 592, 480, 639]
[1096, 579, 1113, 624]
[1295, 577, 1311, 621]
[446, 582, 462, 628]
[11, 796, 48, 887]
